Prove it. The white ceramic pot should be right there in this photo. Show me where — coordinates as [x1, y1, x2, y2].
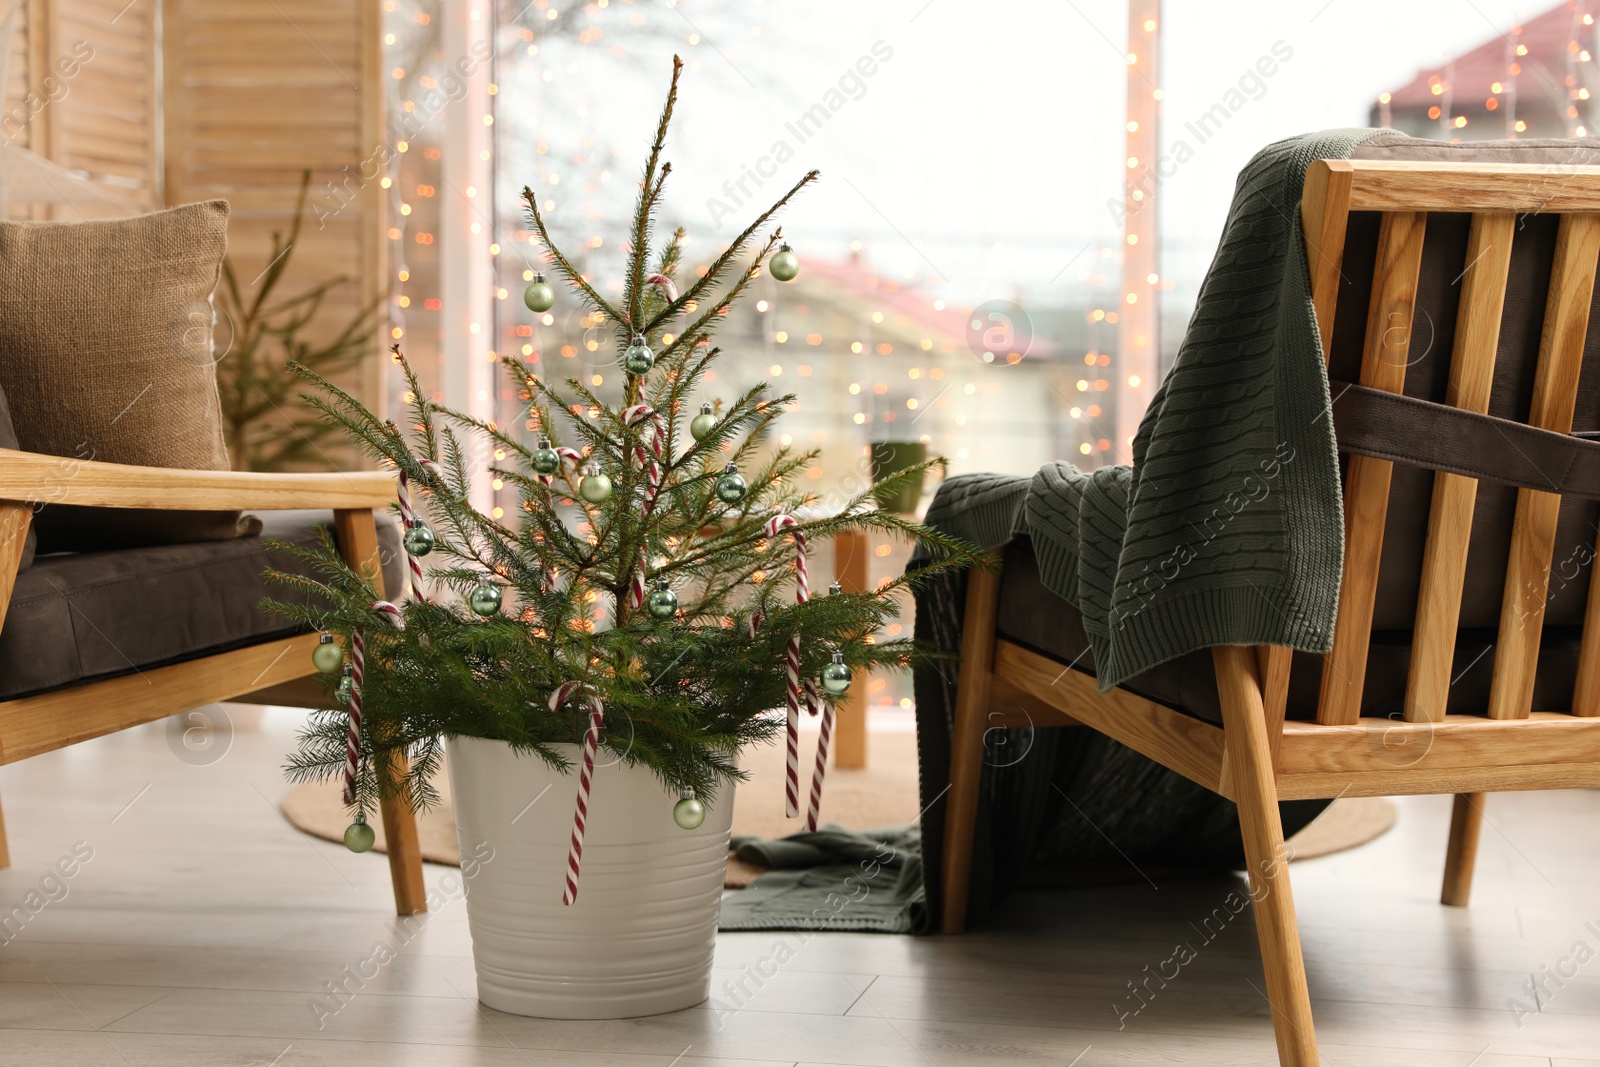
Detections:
[446, 735, 734, 1019]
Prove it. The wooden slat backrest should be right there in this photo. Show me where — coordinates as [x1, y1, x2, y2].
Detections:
[1302, 159, 1600, 728]
[1486, 218, 1600, 719]
[1315, 212, 1426, 726]
[1403, 214, 1515, 723]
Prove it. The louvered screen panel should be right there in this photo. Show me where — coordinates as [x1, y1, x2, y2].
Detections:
[3, 4, 34, 160]
[52, 0, 158, 210]
[163, 0, 388, 438]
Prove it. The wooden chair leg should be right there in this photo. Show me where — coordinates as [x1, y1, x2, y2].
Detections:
[1, 501, 26, 870]
[1215, 645, 1319, 1066]
[0, 783, 10, 870]
[1441, 792, 1485, 907]
[380, 749, 427, 916]
[939, 551, 1003, 935]
[833, 530, 870, 770]
[334, 507, 426, 916]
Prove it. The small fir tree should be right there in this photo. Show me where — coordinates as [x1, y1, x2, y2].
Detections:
[217, 170, 381, 472]
[267, 57, 978, 818]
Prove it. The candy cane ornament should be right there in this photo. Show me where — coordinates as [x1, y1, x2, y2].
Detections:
[396, 469, 427, 602]
[550, 681, 606, 905]
[535, 446, 586, 489]
[644, 273, 679, 302]
[806, 700, 836, 833]
[763, 514, 809, 817]
[622, 405, 667, 610]
[344, 600, 405, 806]
[800, 588, 851, 831]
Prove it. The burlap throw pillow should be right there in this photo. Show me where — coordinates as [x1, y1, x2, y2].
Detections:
[0, 381, 37, 570]
[0, 200, 261, 552]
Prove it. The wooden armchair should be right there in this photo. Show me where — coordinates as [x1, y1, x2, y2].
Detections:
[0, 447, 427, 916]
[940, 154, 1600, 1065]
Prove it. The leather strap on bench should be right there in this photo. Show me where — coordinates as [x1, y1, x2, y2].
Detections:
[1329, 380, 1600, 499]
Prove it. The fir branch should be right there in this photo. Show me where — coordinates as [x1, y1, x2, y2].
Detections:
[644, 168, 819, 335]
[521, 185, 623, 323]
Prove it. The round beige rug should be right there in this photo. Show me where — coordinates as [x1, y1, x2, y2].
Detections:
[280, 732, 1394, 884]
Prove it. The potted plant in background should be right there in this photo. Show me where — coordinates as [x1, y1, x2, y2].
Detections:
[868, 438, 930, 514]
[266, 58, 977, 1020]
[216, 169, 381, 472]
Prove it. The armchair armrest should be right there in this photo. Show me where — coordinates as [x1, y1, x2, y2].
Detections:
[0, 447, 394, 511]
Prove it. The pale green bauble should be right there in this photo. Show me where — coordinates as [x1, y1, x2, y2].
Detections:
[579, 471, 612, 503]
[715, 462, 747, 504]
[468, 581, 503, 616]
[403, 521, 435, 557]
[821, 653, 852, 696]
[690, 403, 716, 441]
[312, 634, 343, 674]
[524, 275, 555, 312]
[336, 670, 354, 703]
[531, 437, 560, 476]
[624, 336, 655, 375]
[645, 580, 678, 620]
[769, 244, 799, 282]
[673, 795, 706, 829]
[344, 820, 376, 853]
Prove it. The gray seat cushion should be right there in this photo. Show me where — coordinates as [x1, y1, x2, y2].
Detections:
[0, 510, 402, 700]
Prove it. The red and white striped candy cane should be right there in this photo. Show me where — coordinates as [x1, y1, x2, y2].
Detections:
[344, 600, 405, 806]
[764, 514, 809, 817]
[623, 405, 667, 610]
[549, 681, 605, 905]
[806, 699, 836, 833]
[644, 273, 679, 302]
[536, 446, 585, 489]
[396, 469, 427, 602]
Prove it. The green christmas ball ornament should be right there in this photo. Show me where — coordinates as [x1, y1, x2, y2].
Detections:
[623, 334, 655, 375]
[645, 578, 679, 620]
[673, 793, 706, 830]
[344, 818, 376, 854]
[578, 469, 612, 503]
[524, 273, 555, 313]
[468, 580, 503, 617]
[689, 403, 716, 441]
[312, 633, 343, 674]
[336, 667, 354, 703]
[531, 437, 561, 476]
[769, 243, 800, 282]
[403, 520, 435, 557]
[715, 462, 747, 504]
[821, 652, 853, 696]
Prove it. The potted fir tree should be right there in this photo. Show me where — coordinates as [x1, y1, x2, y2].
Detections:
[266, 58, 975, 1020]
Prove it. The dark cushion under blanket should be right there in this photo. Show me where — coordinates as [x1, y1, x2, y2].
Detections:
[0, 511, 402, 700]
[997, 537, 1584, 725]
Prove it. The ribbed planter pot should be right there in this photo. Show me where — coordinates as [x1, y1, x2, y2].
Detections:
[446, 735, 734, 1019]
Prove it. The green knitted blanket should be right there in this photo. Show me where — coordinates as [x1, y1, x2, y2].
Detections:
[922, 130, 1393, 689]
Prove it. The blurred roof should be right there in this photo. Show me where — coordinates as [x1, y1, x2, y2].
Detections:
[1379, 2, 1593, 137]
[780, 250, 1062, 361]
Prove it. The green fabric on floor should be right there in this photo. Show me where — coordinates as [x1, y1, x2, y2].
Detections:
[914, 129, 1396, 691]
[717, 824, 924, 933]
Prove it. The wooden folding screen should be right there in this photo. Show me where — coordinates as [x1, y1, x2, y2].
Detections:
[1, 0, 388, 410]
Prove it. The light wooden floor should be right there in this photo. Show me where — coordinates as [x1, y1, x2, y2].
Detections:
[1, 708, 1597, 1066]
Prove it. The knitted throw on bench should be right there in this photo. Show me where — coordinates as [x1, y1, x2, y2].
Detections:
[918, 129, 1395, 690]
